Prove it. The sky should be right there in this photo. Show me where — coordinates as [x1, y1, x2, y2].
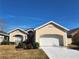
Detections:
[0, 0, 79, 32]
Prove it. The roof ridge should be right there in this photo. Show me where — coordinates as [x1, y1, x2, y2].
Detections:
[34, 21, 69, 31]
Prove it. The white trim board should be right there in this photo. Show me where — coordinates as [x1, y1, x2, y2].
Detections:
[34, 21, 69, 31]
[8, 28, 27, 34]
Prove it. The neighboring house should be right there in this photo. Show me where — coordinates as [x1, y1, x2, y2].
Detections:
[0, 31, 9, 44]
[68, 28, 79, 45]
[8, 29, 27, 45]
[8, 21, 72, 47]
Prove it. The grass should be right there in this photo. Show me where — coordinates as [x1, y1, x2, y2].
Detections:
[0, 45, 49, 59]
[67, 44, 79, 51]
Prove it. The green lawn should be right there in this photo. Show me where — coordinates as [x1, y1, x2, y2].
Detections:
[0, 45, 49, 59]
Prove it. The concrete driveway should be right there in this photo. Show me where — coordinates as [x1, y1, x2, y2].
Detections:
[41, 47, 79, 59]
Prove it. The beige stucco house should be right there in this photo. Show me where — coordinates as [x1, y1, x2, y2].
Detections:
[8, 21, 72, 47]
[34, 21, 72, 47]
[8, 29, 27, 45]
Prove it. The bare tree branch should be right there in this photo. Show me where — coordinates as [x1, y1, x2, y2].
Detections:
[0, 18, 7, 31]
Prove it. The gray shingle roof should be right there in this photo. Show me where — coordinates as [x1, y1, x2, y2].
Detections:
[0, 31, 8, 36]
[67, 28, 79, 38]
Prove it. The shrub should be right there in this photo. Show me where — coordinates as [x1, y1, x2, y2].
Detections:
[22, 43, 27, 49]
[26, 44, 33, 49]
[22, 43, 33, 49]
[33, 42, 39, 49]
[1, 41, 9, 45]
[15, 42, 23, 48]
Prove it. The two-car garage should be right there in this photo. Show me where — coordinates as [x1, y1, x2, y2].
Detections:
[39, 34, 63, 47]
[40, 37, 59, 47]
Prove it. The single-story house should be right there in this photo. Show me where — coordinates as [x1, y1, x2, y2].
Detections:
[8, 21, 72, 47]
[0, 31, 9, 44]
[68, 28, 79, 45]
[8, 28, 27, 45]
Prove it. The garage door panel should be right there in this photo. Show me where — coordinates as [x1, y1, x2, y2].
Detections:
[40, 37, 59, 47]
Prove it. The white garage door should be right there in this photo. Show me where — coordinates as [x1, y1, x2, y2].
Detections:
[40, 37, 59, 47]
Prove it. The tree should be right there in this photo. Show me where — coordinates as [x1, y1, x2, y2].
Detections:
[0, 18, 7, 31]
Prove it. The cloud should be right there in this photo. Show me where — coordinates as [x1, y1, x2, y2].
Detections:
[18, 16, 44, 22]
[0, 15, 16, 19]
[4, 15, 16, 19]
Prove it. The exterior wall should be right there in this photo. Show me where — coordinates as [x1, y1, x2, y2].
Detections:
[63, 32, 72, 46]
[66, 38, 72, 46]
[9, 30, 27, 42]
[35, 23, 70, 46]
[0, 35, 9, 45]
[0, 35, 4, 44]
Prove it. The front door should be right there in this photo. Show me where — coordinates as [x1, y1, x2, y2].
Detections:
[15, 35, 23, 45]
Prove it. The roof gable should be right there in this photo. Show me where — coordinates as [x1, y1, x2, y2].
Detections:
[34, 21, 69, 31]
[68, 28, 79, 37]
[8, 28, 27, 34]
[0, 31, 8, 36]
